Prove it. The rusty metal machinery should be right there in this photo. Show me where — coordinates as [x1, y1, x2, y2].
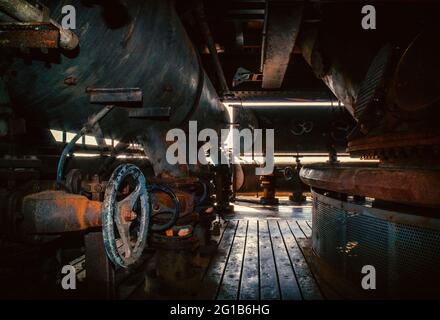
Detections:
[0, 0, 79, 50]
[0, 0, 260, 177]
[297, 4, 440, 209]
[258, 165, 308, 205]
[2, 0, 227, 139]
[292, 3, 440, 204]
[230, 101, 355, 204]
[143, 176, 217, 297]
[296, 3, 440, 163]
[287, 158, 307, 203]
[250, 104, 355, 154]
[301, 162, 440, 209]
[148, 184, 180, 232]
[2, 160, 218, 297]
[213, 164, 234, 214]
[1, 0, 440, 300]
[234, 162, 309, 204]
[259, 172, 278, 205]
[0, 0, 242, 298]
[295, 2, 440, 298]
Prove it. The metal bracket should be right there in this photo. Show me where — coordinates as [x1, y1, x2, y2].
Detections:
[86, 87, 143, 106]
[86, 87, 170, 119]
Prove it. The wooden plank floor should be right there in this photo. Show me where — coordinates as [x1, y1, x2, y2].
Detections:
[199, 218, 323, 300]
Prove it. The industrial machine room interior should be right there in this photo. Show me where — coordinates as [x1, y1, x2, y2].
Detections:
[1, 0, 440, 303]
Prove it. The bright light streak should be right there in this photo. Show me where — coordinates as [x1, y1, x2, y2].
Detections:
[224, 101, 343, 107]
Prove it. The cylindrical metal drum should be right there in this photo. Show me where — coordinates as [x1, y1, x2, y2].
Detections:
[3, 0, 227, 135]
[1, 0, 239, 176]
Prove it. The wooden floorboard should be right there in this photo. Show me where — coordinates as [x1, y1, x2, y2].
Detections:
[259, 220, 281, 300]
[217, 220, 248, 300]
[297, 220, 312, 238]
[200, 218, 322, 300]
[289, 220, 308, 239]
[268, 220, 302, 300]
[279, 220, 323, 300]
[199, 220, 238, 299]
[239, 220, 259, 300]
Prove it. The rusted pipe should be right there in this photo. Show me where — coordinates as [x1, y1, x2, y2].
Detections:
[22, 191, 102, 233]
[0, 0, 79, 50]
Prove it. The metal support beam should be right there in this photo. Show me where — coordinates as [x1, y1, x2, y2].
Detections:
[195, 1, 230, 96]
[261, 1, 303, 89]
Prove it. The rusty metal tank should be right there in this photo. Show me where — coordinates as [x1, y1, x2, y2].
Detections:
[3, 0, 227, 134]
[1, 0, 244, 176]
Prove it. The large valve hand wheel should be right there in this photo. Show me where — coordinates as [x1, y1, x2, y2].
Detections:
[149, 184, 180, 232]
[102, 164, 150, 268]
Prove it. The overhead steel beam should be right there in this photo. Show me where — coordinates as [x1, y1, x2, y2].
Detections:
[261, 1, 303, 89]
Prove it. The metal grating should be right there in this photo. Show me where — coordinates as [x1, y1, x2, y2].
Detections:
[354, 43, 392, 121]
[345, 213, 389, 292]
[312, 191, 440, 298]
